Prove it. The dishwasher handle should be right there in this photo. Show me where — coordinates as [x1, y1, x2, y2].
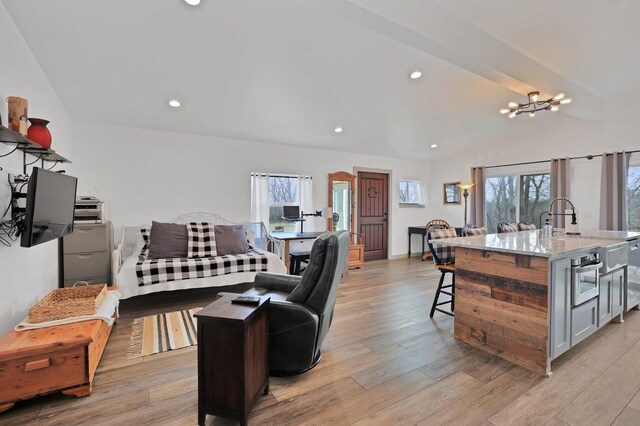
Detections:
[573, 261, 603, 274]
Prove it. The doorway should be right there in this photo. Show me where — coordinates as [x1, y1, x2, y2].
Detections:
[357, 171, 389, 261]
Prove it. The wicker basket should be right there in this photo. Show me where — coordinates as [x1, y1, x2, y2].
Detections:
[27, 283, 107, 323]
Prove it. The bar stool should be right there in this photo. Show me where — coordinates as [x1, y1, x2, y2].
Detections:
[427, 227, 458, 317]
[289, 250, 311, 275]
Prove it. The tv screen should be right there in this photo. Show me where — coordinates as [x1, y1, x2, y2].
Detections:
[20, 168, 78, 248]
[282, 206, 300, 219]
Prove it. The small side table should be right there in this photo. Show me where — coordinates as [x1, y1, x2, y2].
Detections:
[195, 294, 270, 426]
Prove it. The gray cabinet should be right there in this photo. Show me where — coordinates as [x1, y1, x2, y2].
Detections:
[551, 258, 571, 359]
[571, 298, 598, 346]
[599, 273, 613, 325]
[612, 268, 625, 318]
[62, 222, 113, 287]
[599, 267, 625, 327]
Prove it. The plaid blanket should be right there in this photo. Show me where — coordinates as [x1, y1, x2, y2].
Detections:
[136, 229, 269, 286]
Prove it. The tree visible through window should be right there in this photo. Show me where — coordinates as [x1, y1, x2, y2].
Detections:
[485, 173, 550, 232]
[399, 180, 423, 205]
[485, 176, 517, 233]
[268, 176, 299, 232]
[628, 166, 640, 231]
[519, 174, 551, 227]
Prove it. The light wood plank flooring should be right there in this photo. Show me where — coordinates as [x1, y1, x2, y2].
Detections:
[4, 258, 640, 425]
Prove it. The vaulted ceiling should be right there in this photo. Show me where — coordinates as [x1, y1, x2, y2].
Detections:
[3, 0, 638, 160]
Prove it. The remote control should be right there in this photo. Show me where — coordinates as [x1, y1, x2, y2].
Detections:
[231, 296, 261, 305]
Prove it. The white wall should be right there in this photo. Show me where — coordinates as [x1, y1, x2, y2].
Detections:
[72, 121, 432, 259]
[0, 3, 72, 334]
[427, 91, 640, 231]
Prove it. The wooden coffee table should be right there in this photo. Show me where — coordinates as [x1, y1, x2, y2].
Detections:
[195, 293, 270, 426]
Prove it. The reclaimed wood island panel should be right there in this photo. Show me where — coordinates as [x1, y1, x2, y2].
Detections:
[455, 247, 550, 375]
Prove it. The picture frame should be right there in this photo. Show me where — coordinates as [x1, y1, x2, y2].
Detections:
[443, 182, 461, 204]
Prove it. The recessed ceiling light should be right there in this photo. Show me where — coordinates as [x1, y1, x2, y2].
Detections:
[169, 99, 181, 108]
[430, 144, 438, 148]
[409, 71, 422, 79]
[184, 0, 201, 5]
[334, 126, 343, 133]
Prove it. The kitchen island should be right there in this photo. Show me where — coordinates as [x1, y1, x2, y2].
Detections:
[435, 230, 639, 376]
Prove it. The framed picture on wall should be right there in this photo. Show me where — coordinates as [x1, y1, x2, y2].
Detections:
[443, 182, 461, 204]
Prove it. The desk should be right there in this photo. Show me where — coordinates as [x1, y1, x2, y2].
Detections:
[408, 226, 429, 260]
[270, 232, 324, 273]
[195, 294, 270, 426]
[408, 226, 463, 260]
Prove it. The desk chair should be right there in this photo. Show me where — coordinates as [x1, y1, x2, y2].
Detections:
[427, 227, 457, 317]
[289, 250, 311, 275]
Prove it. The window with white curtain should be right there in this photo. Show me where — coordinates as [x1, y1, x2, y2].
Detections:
[251, 173, 313, 232]
[485, 172, 550, 231]
[628, 165, 640, 231]
[399, 179, 425, 206]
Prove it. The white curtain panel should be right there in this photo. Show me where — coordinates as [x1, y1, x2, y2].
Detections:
[550, 158, 571, 228]
[250, 173, 270, 229]
[298, 176, 314, 232]
[470, 166, 486, 227]
[600, 151, 631, 231]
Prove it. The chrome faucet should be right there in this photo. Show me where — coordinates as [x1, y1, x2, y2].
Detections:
[539, 197, 578, 229]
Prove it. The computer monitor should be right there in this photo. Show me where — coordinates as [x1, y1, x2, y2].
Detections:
[282, 206, 300, 219]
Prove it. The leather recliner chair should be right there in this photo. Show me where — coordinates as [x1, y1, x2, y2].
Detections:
[243, 230, 350, 376]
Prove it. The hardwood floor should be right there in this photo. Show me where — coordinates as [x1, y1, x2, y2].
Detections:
[4, 258, 640, 425]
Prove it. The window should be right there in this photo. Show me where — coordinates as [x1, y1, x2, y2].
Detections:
[399, 180, 424, 206]
[268, 176, 299, 232]
[628, 165, 640, 231]
[485, 173, 550, 232]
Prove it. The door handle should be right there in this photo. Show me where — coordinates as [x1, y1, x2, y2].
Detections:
[573, 261, 603, 274]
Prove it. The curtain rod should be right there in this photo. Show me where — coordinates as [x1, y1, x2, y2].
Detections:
[483, 149, 640, 170]
[251, 173, 312, 179]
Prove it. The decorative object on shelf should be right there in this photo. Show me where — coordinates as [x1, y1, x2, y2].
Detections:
[500, 91, 572, 118]
[443, 182, 461, 204]
[7, 96, 28, 135]
[27, 118, 52, 149]
[457, 182, 475, 225]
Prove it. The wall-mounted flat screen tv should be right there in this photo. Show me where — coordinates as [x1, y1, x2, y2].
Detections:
[20, 167, 78, 248]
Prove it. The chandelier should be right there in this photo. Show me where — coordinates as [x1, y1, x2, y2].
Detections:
[500, 91, 572, 118]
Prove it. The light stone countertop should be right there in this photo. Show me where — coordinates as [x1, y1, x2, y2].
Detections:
[431, 230, 626, 260]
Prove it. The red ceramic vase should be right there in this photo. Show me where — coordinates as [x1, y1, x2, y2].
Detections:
[27, 118, 52, 149]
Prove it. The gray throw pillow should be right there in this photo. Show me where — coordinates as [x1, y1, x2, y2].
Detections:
[215, 225, 250, 255]
[147, 221, 188, 259]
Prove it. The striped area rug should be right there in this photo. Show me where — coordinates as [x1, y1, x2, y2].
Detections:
[127, 307, 201, 358]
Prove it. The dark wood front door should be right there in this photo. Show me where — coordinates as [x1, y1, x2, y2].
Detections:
[357, 172, 389, 261]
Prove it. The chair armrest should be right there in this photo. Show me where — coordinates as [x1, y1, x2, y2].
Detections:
[269, 300, 318, 336]
[254, 272, 302, 294]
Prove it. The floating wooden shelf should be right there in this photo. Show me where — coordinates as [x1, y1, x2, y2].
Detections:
[0, 125, 41, 148]
[0, 124, 71, 174]
[18, 147, 71, 163]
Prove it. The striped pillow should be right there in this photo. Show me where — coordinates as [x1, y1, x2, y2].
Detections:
[500, 223, 518, 233]
[518, 223, 537, 231]
[466, 226, 488, 236]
